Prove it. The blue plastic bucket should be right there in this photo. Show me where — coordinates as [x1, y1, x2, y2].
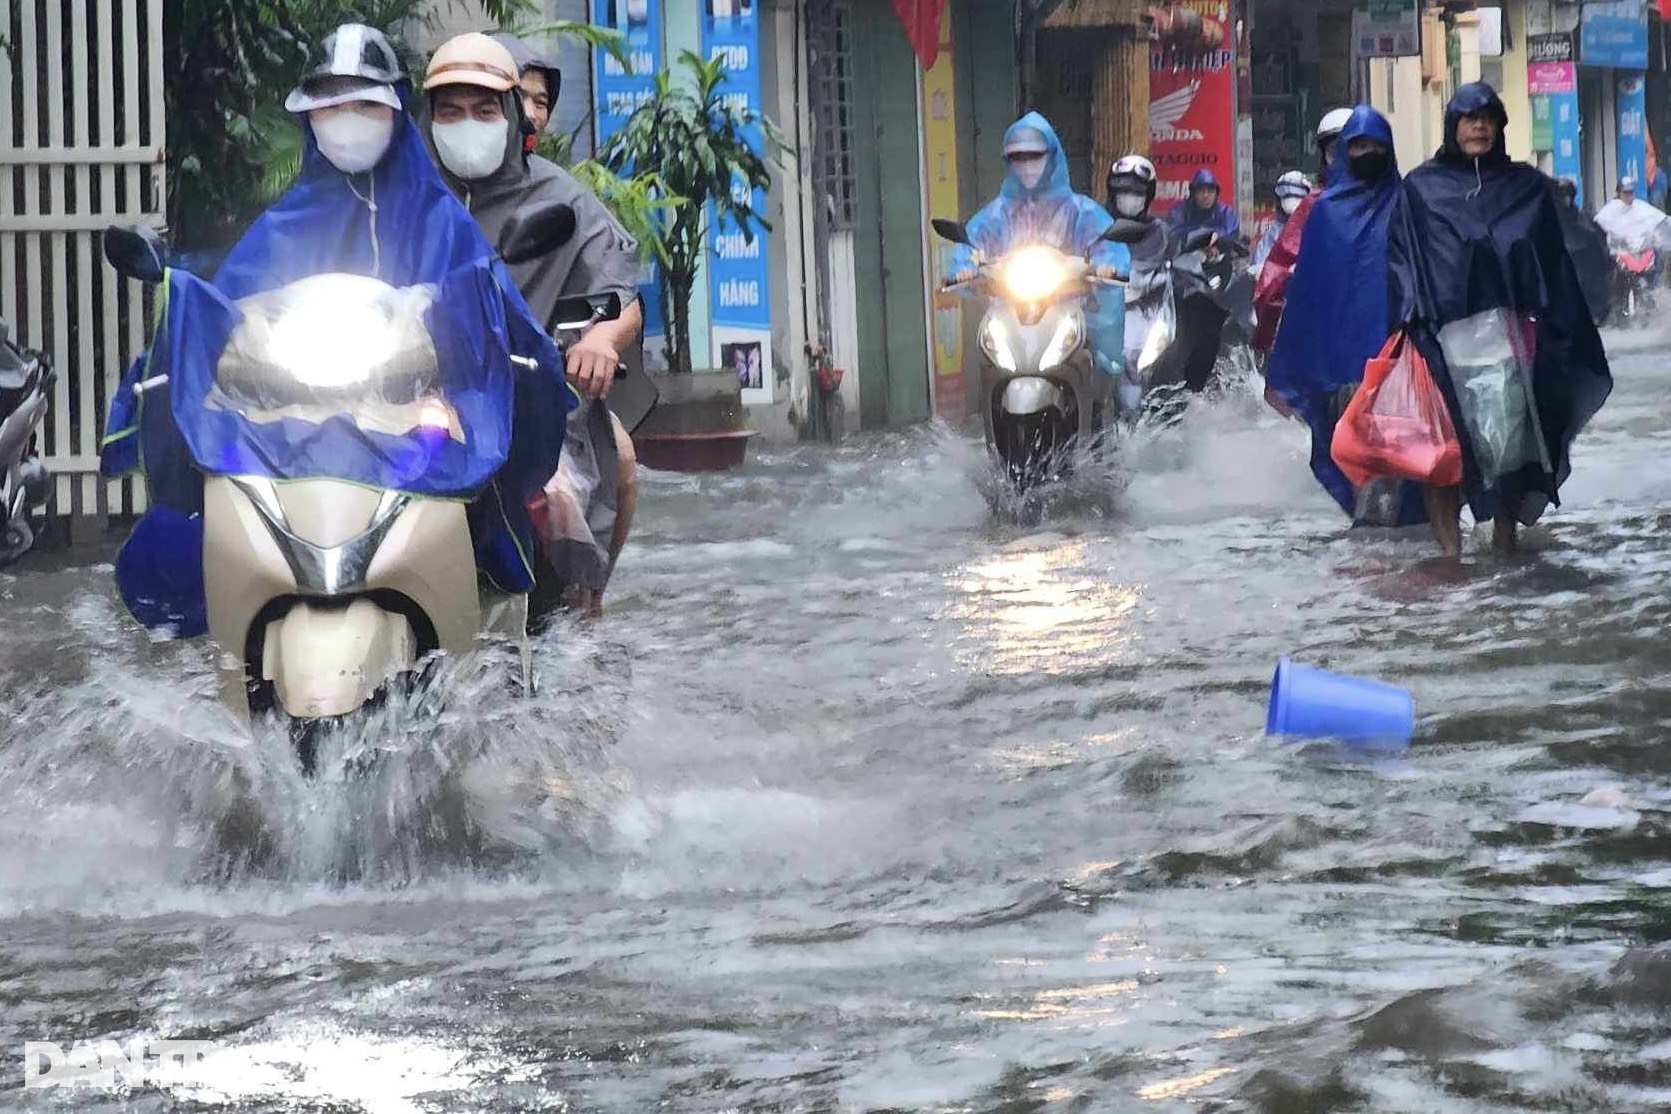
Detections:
[1266, 657, 1414, 749]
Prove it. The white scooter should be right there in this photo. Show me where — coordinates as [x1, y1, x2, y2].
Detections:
[103, 204, 610, 772]
[0, 319, 52, 568]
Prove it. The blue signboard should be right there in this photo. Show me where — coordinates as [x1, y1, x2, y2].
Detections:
[1616, 72, 1648, 187]
[1579, 0, 1648, 69]
[701, 2, 774, 402]
[1552, 88, 1584, 206]
[590, 0, 667, 360]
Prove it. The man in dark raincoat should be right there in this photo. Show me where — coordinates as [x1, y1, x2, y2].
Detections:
[1166, 168, 1240, 240]
[424, 33, 644, 623]
[1265, 105, 1426, 528]
[99, 24, 571, 635]
[1553, 177, 1612, 325]
[1388, 82, 1612, 556]
[949, 112, 1129, 377]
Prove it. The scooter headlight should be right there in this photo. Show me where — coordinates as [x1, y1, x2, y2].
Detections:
[981, 317, 1018, 372]
[1038, 311, 1083, 372]
[1137, 309, 1174, 373]
[1002, 245, 1068, 304]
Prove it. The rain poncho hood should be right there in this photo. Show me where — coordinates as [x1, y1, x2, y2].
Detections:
[1166, 168, 1240, 239]
[950, 113, 1129, 374]
[101, 84, 573, 634]
[1266, 106, 1423, 523]
[1389, 82, 1612, 525]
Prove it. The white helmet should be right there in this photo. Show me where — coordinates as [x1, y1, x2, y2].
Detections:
[1107, 153, 1158, 208]
[1274, 170, 1311, 199]
[1317, 108, 1353, 148]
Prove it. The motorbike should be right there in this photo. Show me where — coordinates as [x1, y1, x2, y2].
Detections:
[931, 217, 1142, 494]
[1135, 227, 1252, 421]
[0, 319, 53, 568]
[103, 201, 609, 772]
[1611, 240, 1658, 321]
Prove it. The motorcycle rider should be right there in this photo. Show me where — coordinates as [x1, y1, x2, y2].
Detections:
[1251, 109, 1351, 357]
[1251, 171, 1310, 274]
[100, 23, 573, 635]
[491, 32, 563, 136]
[1106, 154, 1171, 412]
[423, 33, 644, 624]
[1166, 168, 1240, 240]
[949, 112, 1129, 376]
[1594, 176, 1670, 308]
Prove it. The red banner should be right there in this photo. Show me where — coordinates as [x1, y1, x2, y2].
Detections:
[1148, 0, 1237, 215]
[891, 0, 947, 70]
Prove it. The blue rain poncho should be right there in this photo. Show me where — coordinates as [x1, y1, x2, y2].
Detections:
[101, 85, 572, 635]
[1387, 82, 1611, 526]
[1166, 169, 1241, 240]
[951, 113, 1129, 375]
[1266, 106, 1426, 525]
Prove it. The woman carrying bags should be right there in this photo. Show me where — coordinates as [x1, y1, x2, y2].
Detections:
[1387, 83, 1613, 556]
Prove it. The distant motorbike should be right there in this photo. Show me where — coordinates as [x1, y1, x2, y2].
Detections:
[1611, 241, 1658, 321]
[931, 217, 1142, 494]
[0, 318, 53, 568]
[103, 201, 603, 773]
[1125, 227, 1252, 423]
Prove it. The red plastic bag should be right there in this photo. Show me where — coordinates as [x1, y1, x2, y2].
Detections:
[1330, 331, 1463, 488]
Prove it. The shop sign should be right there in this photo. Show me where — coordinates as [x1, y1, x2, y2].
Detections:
[1579, 0, 1648, 69]
[1352, 0, 1421, 57]
[1150, 0, 1238, 214]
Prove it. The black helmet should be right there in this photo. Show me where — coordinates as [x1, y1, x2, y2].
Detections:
[284, 23, 405, 113]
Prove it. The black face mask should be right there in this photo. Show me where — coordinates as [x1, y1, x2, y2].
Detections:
[1349, 150, 1391, 183]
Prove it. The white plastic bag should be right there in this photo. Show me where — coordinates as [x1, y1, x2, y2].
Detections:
[1436, 309, 1536, 487]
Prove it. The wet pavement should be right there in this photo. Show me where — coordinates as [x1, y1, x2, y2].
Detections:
[1, 330, 1670, 1111]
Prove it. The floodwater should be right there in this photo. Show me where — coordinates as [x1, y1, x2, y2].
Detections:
[2, 334, 1670, 1112]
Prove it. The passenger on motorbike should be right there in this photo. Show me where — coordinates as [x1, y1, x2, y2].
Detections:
[1251, 171, 1311, 275]
[1105, 154, 1171, 412]
[949, 113, 1129, 378]
[1166, 169, 1240, 241]
[423, 33, 643, 624]
[1251, 109, 1350, 363]
[1594, 177, 1671, 311]
[490, 32, 562, 136]
[100, 24, 572, 636]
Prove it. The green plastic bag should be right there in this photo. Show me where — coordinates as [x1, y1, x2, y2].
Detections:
[1436, 309, 1541, 487]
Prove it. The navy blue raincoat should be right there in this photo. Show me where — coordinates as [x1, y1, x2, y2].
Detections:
[1166, 169, 1241, 240]
[1388, 82, 1612, 525]
[101, 86, 572, 635]
[1266, 106, 1426, 525]
[950, 113, 1129, 375]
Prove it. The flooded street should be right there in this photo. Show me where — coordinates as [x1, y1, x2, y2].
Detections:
[3, 333, 1671, 1112]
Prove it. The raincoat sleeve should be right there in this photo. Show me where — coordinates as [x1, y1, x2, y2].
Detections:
[1251, 192, 1317, 352]
[949, 197, 1006, 277]
[565, 191, 642, 309]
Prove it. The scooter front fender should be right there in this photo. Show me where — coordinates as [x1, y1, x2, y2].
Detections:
[262, 598, 416, 719]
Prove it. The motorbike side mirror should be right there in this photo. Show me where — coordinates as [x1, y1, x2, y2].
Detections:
[103, 224, 167, 283]
[931, 218, 971, 246]
[1181, 228, 1217, 254]
[1100, 219, 1150, 244]
[499, 200, 577, 266]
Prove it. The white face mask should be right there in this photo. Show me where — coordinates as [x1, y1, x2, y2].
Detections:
[432, 118, 509, 181]
[313, 112, 394, 175]
[1279, 195, 1302, 216]
[1114, 192, 1147, 218]
[1013, 158, 1047, 191]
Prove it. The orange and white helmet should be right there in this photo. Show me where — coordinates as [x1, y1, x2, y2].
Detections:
[423, 33, 519, 93]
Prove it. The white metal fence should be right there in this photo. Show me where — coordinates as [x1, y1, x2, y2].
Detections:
[1, 0, 165, 520]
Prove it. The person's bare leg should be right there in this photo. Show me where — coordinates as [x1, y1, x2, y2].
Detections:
[590, 412, 638, 619]
[1423, 485, 1463, 557]
[1492, 503, 1519, 555]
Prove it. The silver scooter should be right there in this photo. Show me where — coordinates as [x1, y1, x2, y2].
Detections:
[932, 218, 1144, 493]
[103, 202, 602, 772]
[0, 320, 52, 568]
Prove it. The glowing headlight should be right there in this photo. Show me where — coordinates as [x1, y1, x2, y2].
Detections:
[1002, 246, 1068, 303]
[1137, 309, 1175, 373]
[1039, 312, 1083, 371]
[263, 277, 405, 389]
[981, 317, 1018, 372]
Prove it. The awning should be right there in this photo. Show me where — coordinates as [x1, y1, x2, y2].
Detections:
[891, 0, 949, 70]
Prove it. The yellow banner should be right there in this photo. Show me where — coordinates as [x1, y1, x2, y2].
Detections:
[920, 6, 964, 414]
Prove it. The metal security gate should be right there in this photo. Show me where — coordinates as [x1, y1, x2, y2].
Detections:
[1, 0, 165, 521]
